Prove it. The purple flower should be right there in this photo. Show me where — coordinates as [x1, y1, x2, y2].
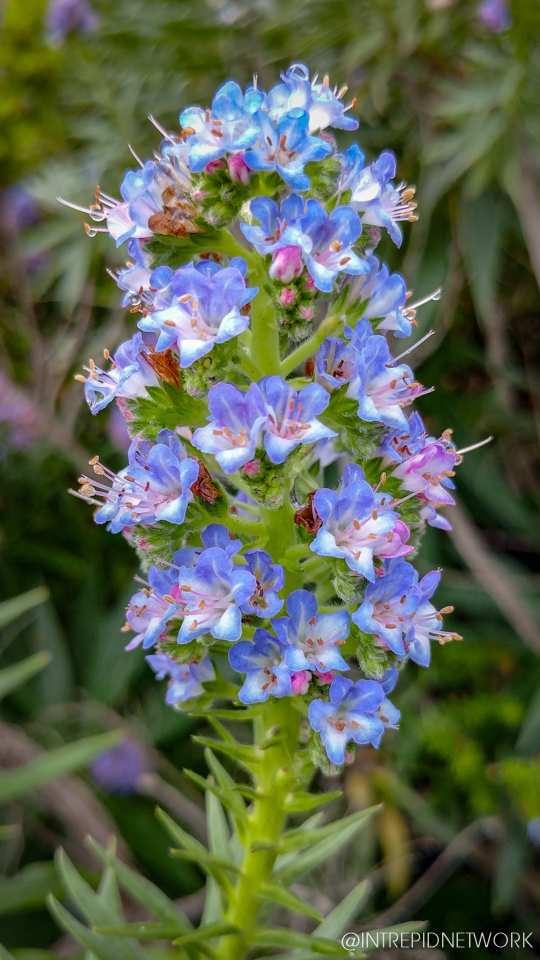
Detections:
[348, 322, 427, 430]
[138, 259, 257, 368]
[241, 550, 285, 618]
[81, 333, 159, 415]
[259, 376, 336, 464]
[46, 0, 98, 45]
[380, 411, 429, 464]
[146, 653, 215, 705]
[174, 547, 256, 644]
[315, 336, 359, 392]
[308, 676, 393, 765]
[228, 629, 293, 703]
[282, 200, 368, 292]
[244, 109, 332, 192]
[339, 146, 417, 247]
[266, 63, 359, 133]
[352, 559, 428, 658]
[240, 195, 305, 255]
[192, 382, 267, 474]
[269, 246, 304, 283]
[391, 440, 457, 527]
[273, 589, 350, 674]
[180, 81, 261, 172]
[124, 565, 179, 651]
[311, 463, 412, 580]
[349, 255, 411, 338]
[478, 0, 511, 32]
[81, 430, 199, 533]
[91, 739, 149, 795]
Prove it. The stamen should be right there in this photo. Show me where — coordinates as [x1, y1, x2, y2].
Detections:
[410, 287, 442, 311]
[456, 436, 493, 456]
[148, 114, 175, 142]
[388, 330, 436, 364]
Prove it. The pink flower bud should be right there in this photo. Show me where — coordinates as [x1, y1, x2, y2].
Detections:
[315, 671, 335, 685]
[269, 246, 303, 283]
[227, 152, 250, 184]
[242, 458, 261, 476]
[205, 159, 226, 174]
[304, 275, 316, 291]
[279, 287, 297, 308]
[291, 671, 311, 695]
[299, 304, 314, 322]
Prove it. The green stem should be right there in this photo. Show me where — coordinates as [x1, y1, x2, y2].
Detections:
[280, 311, 342, 378]
[217, 700, 300, 960]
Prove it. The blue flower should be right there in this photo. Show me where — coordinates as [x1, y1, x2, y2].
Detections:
[174, 547, 256, 644]
[380, 411, 428, 464]
[378, 668, 401, 729]
[88, 429, 199, 533]
[399, 568, 448, 668]
[266, 63, 359, 133]
[282, 200, 368, 292]
[228, 629, 293, 703]
[315, 336, 359, 392]
[308, 676, 389, 764]
[125, 569, 179, 652]
[201, 523, 243, 556]
[340, 148, 417, 248]
[81, 332, 159, 414]
[240, 195, 305, 256]
[347, 322, 426, 430]
[46, 0, 98, 45]
[310, 463, 412, 580]
[244, 109, 332, 192]
[352, 559, 424, 658]
[146, 653, 215, 706]
[273, 589, 350, 674]
[192, 382, 267, 474]
[241, 550, 285, 618]
[259, 376, 336, 464]
[180, 81, 261, 171]
[349, 255, 411, 338]
[138, 259, 257, 368]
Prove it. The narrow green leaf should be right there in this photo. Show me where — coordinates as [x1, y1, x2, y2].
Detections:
[47, 895, 130, 960]
[281, 806, 381, 853]
[172, 923, 238, 947]
[206, 790, 231, 861]
[0, 862, 59, 916]
[170, 848, 240, 875]
[189, 708, 258, 721]
[284, 790, 342, 813]
[192, 736, 259, 772]
[87, 838, 189, 927]
[0, 730, 122, 803]
[0, 947, 16, 960]
[204, 749, 247, 822]
[0, 652, 50, 702]
[156, 806, 209, 859]
[253, 928, 347, 955]
[258, 881, 323, 921]
[315, 879, 371, 938]
[55, 850, 128, 936]
[0, 587, 49, 629]
[274, 807, 380, 885]
[95, 922, 190, 940]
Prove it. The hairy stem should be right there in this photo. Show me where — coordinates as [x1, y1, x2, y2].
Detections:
[217, 700, 301, 959]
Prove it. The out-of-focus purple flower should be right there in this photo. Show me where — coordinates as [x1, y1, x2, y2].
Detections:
[76, 429, 198, 533]
[192, 382, 268, 474]
[138, 258, 256, 368]
[266, 63, 359, 133]
[241, 550, 285, 618]
[308, 676, 395, 764]
[311, 463, 412, 580]
[228, 629, 294, 703]
[259, 376, 336, 464]
[273, 589, 350, 674]
[0, 372, 39, 451]
[46, 0, 98, 45]
[282, 200, 368, 292]
[478, 0, 511, 32]
[0, 186, 39, 233]
[147, 653, 215, 705]
[91, 739, 149, 795]
[80, 333, 159, 415]
[244, 110, 332, 191]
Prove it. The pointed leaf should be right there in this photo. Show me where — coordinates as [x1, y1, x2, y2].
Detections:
[258, 881, 323, 921]
[0, 587, 49, 629]
[95, 922, 191, 940]
[0, 862, 60, 916]
[274, 807, 380, 885]
[0, 731, 122, 803]
[47, 895, 132, 960]
[0, 652, 51, 702]
[192, 736, 259, 772]
[253, 928, 347, 955]
[284, 790, 342, 813]
[280, 806, 381, 854]
[172, 922, 238, 947]
[315, 879, 371, 938]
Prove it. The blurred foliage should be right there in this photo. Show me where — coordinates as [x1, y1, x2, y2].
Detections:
[1, 0, 539, 954]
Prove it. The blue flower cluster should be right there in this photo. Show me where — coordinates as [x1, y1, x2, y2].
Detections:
[68, 63, 476, 768]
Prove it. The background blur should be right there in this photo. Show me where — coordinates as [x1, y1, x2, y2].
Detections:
[1, 0, 539, 955]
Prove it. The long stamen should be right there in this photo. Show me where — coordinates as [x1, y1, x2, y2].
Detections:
[410, 287, 442, 311]
[388, 330, 436, 364]
[456, 436, 493, 456]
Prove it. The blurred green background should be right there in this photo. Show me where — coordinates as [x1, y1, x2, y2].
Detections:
[1, 0, 539, 955]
